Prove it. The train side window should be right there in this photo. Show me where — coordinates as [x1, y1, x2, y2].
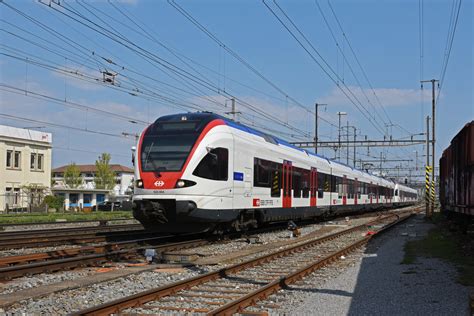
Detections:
[347, 179, 352, 199]
[270, 163, 281, 197]
[254, 158, 271, 187]
[317, 172, 325, 198]
[301, 169, 310, 198]
[193, 147, 228, 181]
[330, 175, 337, 193]
[335, 176, 343, 198]
[293, 168, 302, 198]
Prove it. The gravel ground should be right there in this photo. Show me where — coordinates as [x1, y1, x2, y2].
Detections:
[274, 214, 473, 316]
[170, 216, 375, 261]
[0, 210, 414, 315]
[0, 268, 98, 295]
[3, 266, 211, 315]
[1, 219, 138, 232]
[0, 244, 85, 257]
[0, 216, 373, 315]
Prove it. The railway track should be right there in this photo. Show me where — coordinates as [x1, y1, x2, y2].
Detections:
[0, 233, 208, 280]
[72, 209, 417, 315]
[0, 225, 167, 250]
[0, 224, 145, 249]
[0, 218, 134, 228]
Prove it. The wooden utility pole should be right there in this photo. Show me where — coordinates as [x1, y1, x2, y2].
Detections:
[314, 103, 327, 154]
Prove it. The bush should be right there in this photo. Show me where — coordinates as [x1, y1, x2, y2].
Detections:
[44, 195, 65, 210]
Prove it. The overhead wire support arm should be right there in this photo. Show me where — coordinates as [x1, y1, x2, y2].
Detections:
[290, 139, 427, 148]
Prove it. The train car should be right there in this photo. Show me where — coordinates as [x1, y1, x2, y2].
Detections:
[132, 112, 417, 232]
[439, 121, 473, 217]
[393, 183, 418, 206]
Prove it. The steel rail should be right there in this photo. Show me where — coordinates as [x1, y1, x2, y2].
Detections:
[0, 239, 208, 280]
[0, 224, 143, 239]
[208, 212, 414, 315]
[0, 228, 168, 250]
[0, 218, 134, 228]
[71, 211, 412, 316]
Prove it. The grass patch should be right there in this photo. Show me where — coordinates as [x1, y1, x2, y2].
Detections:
[401, 225, 474, 286]
[0, 211, 133, 225]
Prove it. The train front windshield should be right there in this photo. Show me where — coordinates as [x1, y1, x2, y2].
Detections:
[140, 121, 200, 172]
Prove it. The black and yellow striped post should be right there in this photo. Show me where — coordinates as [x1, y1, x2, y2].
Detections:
[431, 179, 436, 210]
[425, 165, 432, 215]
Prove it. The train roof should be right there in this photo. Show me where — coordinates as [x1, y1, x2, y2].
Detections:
[157, 112, 412, 189]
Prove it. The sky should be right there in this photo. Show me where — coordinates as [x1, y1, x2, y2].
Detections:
[0, 0, 472, 182]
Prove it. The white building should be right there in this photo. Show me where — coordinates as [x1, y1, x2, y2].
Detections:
[52, 164, 134, 197]
[51, 188, 111, 211]
[0, 125, 52, 212]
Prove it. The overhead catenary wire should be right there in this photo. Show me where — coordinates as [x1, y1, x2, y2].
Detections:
[36, 0, 312, 137]
[314, 0, 391, 133]
[437, 0, 462, 104]
[0, 113, 132, 139]
[167, 0, 339, 129]
[263, 0, 386, 136]
[325, 0, 393, 127]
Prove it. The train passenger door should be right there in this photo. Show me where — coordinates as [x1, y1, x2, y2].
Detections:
[282, 160, 292, 208]
[354, 178, 358, 205]
[342, 175, 347, 205]
[370, 182, 373, 204]
[310, 167, 317, 207]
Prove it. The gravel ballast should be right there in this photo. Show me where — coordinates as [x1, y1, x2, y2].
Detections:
[283, 214, 472, 315]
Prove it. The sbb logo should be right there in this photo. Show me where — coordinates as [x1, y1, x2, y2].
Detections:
[154, 180, 165, 187]
[253, 198, 260, 207]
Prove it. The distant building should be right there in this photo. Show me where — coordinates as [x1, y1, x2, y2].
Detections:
[52, 164, 134, 197]
[51, 188, 111, 211]
[0, 125, 52, 212]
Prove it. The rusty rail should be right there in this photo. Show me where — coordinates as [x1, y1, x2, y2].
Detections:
[0, 237, 207, 280]
[0, 224, 145, 249]
[71, 210, 415, 316]
[208, 212, 414, 315]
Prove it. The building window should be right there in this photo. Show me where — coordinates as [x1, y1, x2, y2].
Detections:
[6, 187, 21, 206]
[6, 150, 21, 169]
[14, 151, 20, 168]
[30, 153, 44, 171]
[6, 150, 12, 168]
[30, 153, 36, 170]
[37, 154, 43, 170]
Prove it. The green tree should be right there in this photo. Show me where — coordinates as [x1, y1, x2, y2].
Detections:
[21, 184, 48, 207]
[94, 153, 115, 190]
[64, 163, 82, 188]
[44, 195, 65, 210]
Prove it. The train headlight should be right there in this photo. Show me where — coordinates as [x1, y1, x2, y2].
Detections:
[136, 179, 144, 188]
[175, 179, 196, 188]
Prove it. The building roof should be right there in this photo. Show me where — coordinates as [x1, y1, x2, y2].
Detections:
[0, 124, 52, 144]
[51, 188, 111, 193]
[52, 164, 133, 174]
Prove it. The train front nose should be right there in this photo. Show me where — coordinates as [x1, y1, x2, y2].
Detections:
[133, 199, 198, 225]
[133, 200, 169, 226]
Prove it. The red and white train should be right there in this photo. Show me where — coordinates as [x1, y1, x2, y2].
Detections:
[132, 112, 418, 232]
